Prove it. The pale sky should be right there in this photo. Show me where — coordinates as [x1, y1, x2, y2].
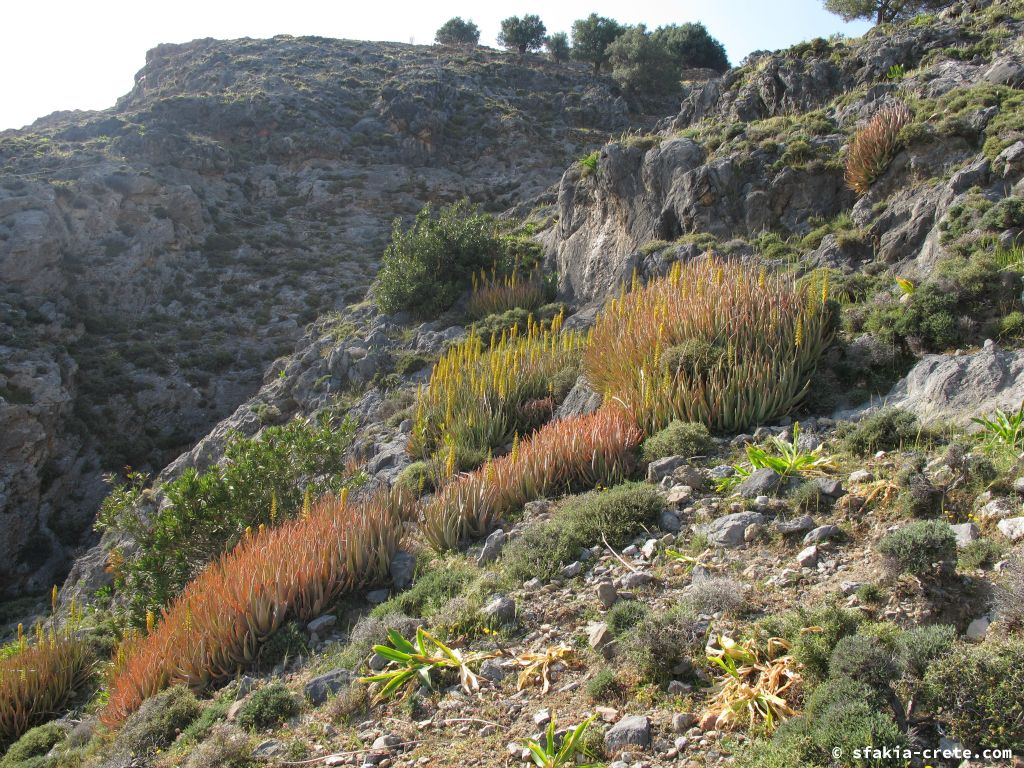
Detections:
[2, 1, 870, 131]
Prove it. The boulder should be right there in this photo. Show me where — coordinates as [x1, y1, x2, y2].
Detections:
[736, 468, 782, 498]
[705, 511, 765, 547]
[604, 715, 651, 752]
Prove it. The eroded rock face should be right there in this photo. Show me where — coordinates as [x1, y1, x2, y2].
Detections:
[864, 342, 1024, 426]
[1, 37, 646, 597]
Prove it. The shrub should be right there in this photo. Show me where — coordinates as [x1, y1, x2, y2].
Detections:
[606, 601, 649, 635]
[329, 681, 368, 723]
[640, 420, 711, 462]
[258, 622, 308, 668]
[622, 605, 702, 683]
[467, 268, 547, 320]
[790, 480, 827, 514]
[395, 460, 438, 496]
[681, 576, 747, 616]
[181, 725, 255, 768]
[958, 538, 1005, 570]
[924, 637, 1024, 751]
[570, 13, 626, 74]
[0, 630, 93, 749]
[758, 604, 863, 682]
[374, 201, 507, 318]
[544, 32, 570, 63]
[500, 483, 662, 583]
[877, 520, 956, 576]
[114, 686, 201, 757]
[409, 313, 584, 463]
[236, 683, 301, 731]
[586, 668, 623, 701]
[371, 558, 476, 620]
[897, 624, 954, 679]
[845, 102, 913, 195]
[0, 722, 66, 768]
[103, 490, 410, 725]
[97, 415, 362, 620]
[421, 407, 642, 551]
[829, 634, 900, 691]
[652, 22, 729, 72]
[585, 258, 832, 434]
[838, 408, 921, 456]
[434, 17, 479, 46]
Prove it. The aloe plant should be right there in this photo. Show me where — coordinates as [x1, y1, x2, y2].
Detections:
[525, 713, 599, 768]
[717, 423, 837, 491]
[360, 627, 490, 702]
[972, 402, 1024, 451]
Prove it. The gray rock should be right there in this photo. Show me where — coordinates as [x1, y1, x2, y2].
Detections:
[482, 595, 516, 625]
[671, 465, 705, 489]
[849, 469, 873, 485]
[815, 477, 844, 498]
[305, 669, 352, 705]
[705, 511, 765, 547]
[366, 589, 390, 605]
[588, 622, 613, 655]
[307, 615, 337, 635]
[253, 740, 286, 758]
[775, 515, 815, 535]
[736, 468, 782, 498]
[672, 713, 697, 733]
[371, 734, 402, 751]
[647, 456, 687, 483]
[1014, 476, 1024, 495]
[709, 465, 735, 479]
[617, 571, 653, 589]
[604, 715, 651, 752]
[951, 522, 980, 547]
[479, 659, 506, 682]
[561, 561, 583, 578]
[390, 551, 415, 591]
[555, 376, 603, 419]
[596, 581, 618, 609]
[997, 517, 1024, 541]
[803, 525, 842, 544]
[477, 529, 506, 565]
[659, 509, 682, 533]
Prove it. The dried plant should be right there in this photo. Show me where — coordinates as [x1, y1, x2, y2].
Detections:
[420, 407, 642, 550]
[585, 258, 832, 434]
[409, 311, 584, 463]
[468, 266, 547, 319]
[704, 635, 801, 731]
[102, 489, 411, 725]
[514, 644, 577, 694]
[1, 601, 94, 747]
[845, 102, 913, 195]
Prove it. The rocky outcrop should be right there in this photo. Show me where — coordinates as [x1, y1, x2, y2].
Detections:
[862, 341, 1024, 425]
[0, 37, 649, 597]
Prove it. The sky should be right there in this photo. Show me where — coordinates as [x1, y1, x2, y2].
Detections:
[1, 1, 871, 131]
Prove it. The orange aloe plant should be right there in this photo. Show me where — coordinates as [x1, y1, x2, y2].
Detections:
[102, 489, 411, 725]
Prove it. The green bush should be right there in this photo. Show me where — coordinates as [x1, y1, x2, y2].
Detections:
[395, 461, 438, 496]
[236, 683, 301, 731]
[606, 601, 649, 635]
[259, 622, 309, 668]
[115, 686, 201, 757]
[897, 624, 954, 679]
[181, 725, 255, 768]
[607, 25, 679, 95]
[586, 667, 623, 701]
[97, 415, 362, 621]
[758, 604, 863, 682]
[878, 520, 956, 576]
[0, 723, 66, 768]
[501, 483, 663, 584]
[924, 637, 1024, 751]
[371, 558, 476, 620]
[790, 480, 827, 514]
[829, 634, 900, 691]
[1000, 310, 1024, 341]
[838, 408, 922, 456]
[640, 420, 712, 462]
[958, 538, 1005, 570]
[622, 605, 702, 683]
[374, 201, 515, 318]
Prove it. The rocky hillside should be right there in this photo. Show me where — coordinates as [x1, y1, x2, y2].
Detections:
[4, 2, 1024, 768]
[0, 37, 648, 597]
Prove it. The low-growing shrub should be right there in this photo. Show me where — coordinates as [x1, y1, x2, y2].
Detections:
[236, 683, 301, 731]
[370, 558, 476, 621]
[500, 483, 662, 584]
[958, 538, 1005, 571]
[877, 520, 956, 576]
[606, 601, 649, 635]
[758, 604, 863, 682]
[421, 407, 642, 551]
[0, 722, 66, 768]
[622, 605, 703, 683]
[640, 421, 712, 463]
[258, 622, 308, 669]
[103, 490, 410, 725]
[845, 102, 913, 195]
[586, 668, 624, 702]
[838, 408, 922, 456]
[829, 634, 900, 691]
[681, 576, 747, 616]
[114, 686, 201, 758]
[181, 725, 255, 768]
[585, 258, 833, 434]
[924, 637, 1024, 751]
[995, 552, 1023, 627]
[329, 681, 369, 723]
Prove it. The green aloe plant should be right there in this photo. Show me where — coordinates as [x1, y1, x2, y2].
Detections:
[525, 713, 599, 768]
[360, 627, 491, 702]
[972, 402, 1024, 451]
[717, 423, 837, 492]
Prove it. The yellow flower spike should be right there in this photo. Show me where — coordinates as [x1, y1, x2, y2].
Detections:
[302, 486, 312, 520]
[340, 487, 349, 506]
[146, 610, 156, 634]
[270, 490, 278, 525]
[51, 585, 58, 614]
